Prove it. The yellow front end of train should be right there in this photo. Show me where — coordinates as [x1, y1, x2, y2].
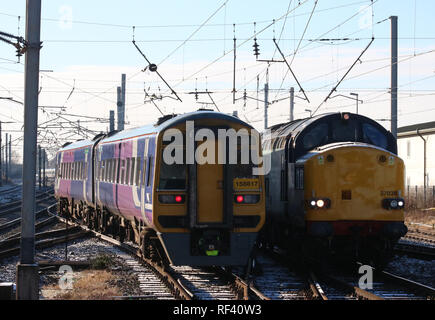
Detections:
[302, 144, 407, 239]
[151, 112, 265, 266]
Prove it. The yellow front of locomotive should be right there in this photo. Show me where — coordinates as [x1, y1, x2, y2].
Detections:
[302, 144, 407, 239]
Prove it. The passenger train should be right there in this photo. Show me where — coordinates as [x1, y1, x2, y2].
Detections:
[261, 112, 407, 266]
[54, 110, 265, 266]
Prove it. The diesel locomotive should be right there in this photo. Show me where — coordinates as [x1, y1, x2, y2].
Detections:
[261, 112, 407, 265]
[55, 110, 265, 266]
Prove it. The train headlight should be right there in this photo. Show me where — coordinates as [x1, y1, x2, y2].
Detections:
[382, 198, 405, 210]
[308, 198, 331, 209]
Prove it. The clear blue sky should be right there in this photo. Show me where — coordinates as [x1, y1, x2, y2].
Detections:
[1, 0, 433, 70]
[1, 0, 435, 158]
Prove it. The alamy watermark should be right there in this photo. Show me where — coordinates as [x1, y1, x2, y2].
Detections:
[58, 265, 74, 290]
[59, 5, 73, 30]
[358, 265, 373, 290]
[162, 121, 271, 175]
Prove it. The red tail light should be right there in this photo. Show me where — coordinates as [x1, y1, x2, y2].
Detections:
[158, 195, 185, 204]
[234, 194, 260, 204]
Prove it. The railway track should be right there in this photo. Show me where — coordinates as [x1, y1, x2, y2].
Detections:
[51, 211, 192, 300]
[0, 204, 57, 237]
[0, 226, 90, 261]
[394, 241, 435, 260]
[1, 194, 433, 300]
[310, 262, 435, 300]
[0, 189, 54, 217]
[404, 229, 435, 245]
[49, 207, 272, 300]
[0, 185, 22, 199]
[247, 253, 307, 300]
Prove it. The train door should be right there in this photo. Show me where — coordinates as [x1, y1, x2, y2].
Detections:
[196, 138, 224, 224]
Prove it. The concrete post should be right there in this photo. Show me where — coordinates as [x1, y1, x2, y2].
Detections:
[390, 16, 398, 138]
[17, 0, 42, 300]
[290, 87, 294, 121]
[264, 83, 268, 130]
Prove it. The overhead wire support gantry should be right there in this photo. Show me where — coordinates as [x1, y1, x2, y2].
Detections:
[132, 28, 182, 103]
[312, 36, 375, 116]
[273, 38, 310, 103]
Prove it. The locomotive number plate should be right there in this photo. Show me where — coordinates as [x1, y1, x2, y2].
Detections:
[233, 178, 259, 190]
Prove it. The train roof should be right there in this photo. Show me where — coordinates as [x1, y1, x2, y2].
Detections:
[264, 112, 397, 158]
[266, 112, 336, 139]
[58, 139, 93, 152]
[100, 110, 252, 144]
[57, 111, 253, 153]
[266, 112, 391, 141]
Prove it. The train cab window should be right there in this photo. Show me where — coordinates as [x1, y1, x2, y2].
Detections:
[362, 123, 388, 150]
[158, 154, 186, 190]
[302, 123, 328, 150]
[234, 148, 256, 179]
[331, 119, 358, 142]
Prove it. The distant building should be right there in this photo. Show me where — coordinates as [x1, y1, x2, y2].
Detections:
[397, 121, 435, 186]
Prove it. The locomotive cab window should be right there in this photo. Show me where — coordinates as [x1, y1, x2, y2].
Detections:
[362, 123, 388, 150]
[302, 123, 328, 150]
[331, 119, 358, 142]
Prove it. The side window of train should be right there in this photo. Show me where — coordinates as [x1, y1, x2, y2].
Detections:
[147, 157, 153, 187]
[125, 158, 130, 185]
[102, 160, 105, 181]
[119, 159, 125, 185]
[302, 123, 328, 150]
[142, 156, 148, 186]
[280, 154, 288, 201]
[135, 157, 141, 186]
[295, 166, 304, 190]
[112, 159, 116, 182]
[362, 123, 388, 150]
[130, 158, 135, 186]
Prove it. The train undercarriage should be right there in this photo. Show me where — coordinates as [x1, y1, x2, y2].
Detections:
[57, 197, 170, 266]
